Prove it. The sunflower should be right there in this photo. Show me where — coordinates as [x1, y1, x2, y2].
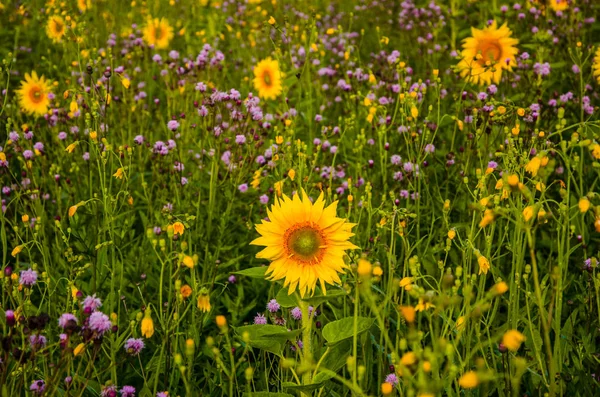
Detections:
[593, 47, 600, 84]
[457, 21, 519, 86]
[251, 189, 357, 297]
[549, 0, 570, 12]
[143, 18, 174, 49]
[77, 0, 91, 12]
[253, 57, 284, 100]
[16, 72, 52, 116]
[46, 15, 66, 43]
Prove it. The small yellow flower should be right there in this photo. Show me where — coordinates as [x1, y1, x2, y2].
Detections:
[447, 229, 456, 240]
[172, 221, 185, 236]
[422, 361, 432, 372]
[357, 259, 372, 277]
[216, 315, 227, 328]
[69, 205, 79, 217]
[180, 285, 192, 299]
[502, 329, 526, 352]
[410, 106, 419, 118]
[113, 168, 124, 179]
[579, 198, 591, 213]
[477, 254, 490, 275]
[141, 309, 155, 338]
[65, 143, 77, 153]
[459, 371, 479, 389]
[401, 352, 417, 366]
[522, 206, 535, 222]
[22, 214, 29, 223]
[399, 306, 416, 323]
[288, 169, 296, 181]
[268, 16, 276, 25]
[381, 382, 393, 395]
[517, 108, 525, 116]
[479, 209, 495, 228]
[525, 157, 541, 177]
[121, 78, 131, 89]
[11, 246, 23, 257]
[182, 255, 195, 268]
[372, 266, 383, 277]
[492, 281, 508, 295]
[399, 277, 412, 291]
[507, 174, 519, 187]
[415, 298, 435, 312]
[456, 316, 466, 331]
[74, 343, 86, 356]
[197, 290, 211, 312]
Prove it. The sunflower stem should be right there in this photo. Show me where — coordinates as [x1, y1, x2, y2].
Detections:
[299, 298, 313, 393]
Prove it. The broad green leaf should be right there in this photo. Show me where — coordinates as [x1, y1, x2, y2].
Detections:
[235, 324, 300, 341]
[302, 289, 347, 307]
[243, 392, 294, 397]
[320, 339, 352, 372]
[322, 316, 374, 345]
[275, 288, 297, 308]
[234, 266, 268, 279]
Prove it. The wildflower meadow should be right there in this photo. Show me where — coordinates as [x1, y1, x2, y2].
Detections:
[2, 0, 600, 396]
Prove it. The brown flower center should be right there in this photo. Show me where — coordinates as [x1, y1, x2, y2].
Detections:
[477, 40, 502, 66]
[262, 71, 273, 87]
[154, 26, 164, 40]
[28, 86, 44, 104]
[53, 19, 64, 34]
[284, 222, 326, 264]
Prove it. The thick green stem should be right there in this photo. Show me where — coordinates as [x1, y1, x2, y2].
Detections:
[299, 299, 313, 394]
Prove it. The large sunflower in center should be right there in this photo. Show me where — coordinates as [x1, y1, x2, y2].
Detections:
[457, 21, 519, 86]
[143, 18, 174, 49]
[16, 72, 52, 116]
[253, 58, 284, 100]
[251, 190, 357, 297]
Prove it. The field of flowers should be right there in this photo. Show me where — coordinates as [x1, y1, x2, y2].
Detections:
[1, 0, 600, 395]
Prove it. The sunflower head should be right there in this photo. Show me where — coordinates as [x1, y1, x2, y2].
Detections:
[457, 21, 519, 86]
[593, 47, 600, 84]
[253, 57, 284, 100]
[251, 189, 357, 297]
[549, 0, 570, 12]
[16, 72, 52, 116]
[77, 0, 91, 12]
[143, 18, 174, 49]
[46, 15, 66, 43]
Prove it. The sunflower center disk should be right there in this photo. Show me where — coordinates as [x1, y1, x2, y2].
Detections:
[263, 72, 272, 87]
[288, 226, 323, 261]
[30, 88, 43, 103]
[478, 41, 502, 64]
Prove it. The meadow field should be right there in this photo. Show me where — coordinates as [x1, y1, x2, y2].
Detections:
[1, 0, 600, 395]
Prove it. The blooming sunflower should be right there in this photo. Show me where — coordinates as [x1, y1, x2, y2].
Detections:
[457, 21, 519, 86]
[16, 72, 52, 116]
[77, 0, 91, 12]
[549, 0, 570, 12]
[143, 18, 174, 49]
[593, 47, 600, 84]
[253, 57, 284, 100]
[251, 189, 357, 297]
[46, 15, 66, 43]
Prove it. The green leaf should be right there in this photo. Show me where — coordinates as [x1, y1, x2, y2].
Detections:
[320, 340, 352, 372]
[302, 289, 347, 307]
[243, 392, 294, 397]
[235, 324, 301, 341]
[322, 316, 374, 345]
[233, 266, 268, 279]
[234, 324, 301, 355]
[275, 288, 297, 308]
